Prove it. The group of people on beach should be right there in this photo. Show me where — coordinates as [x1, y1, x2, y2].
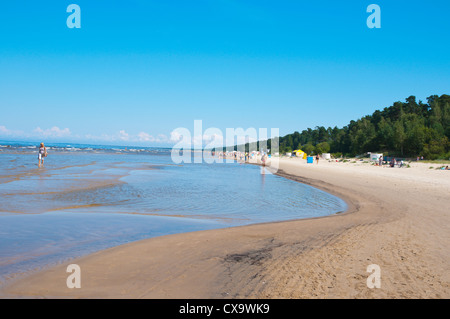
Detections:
[37, 142, 448, 171]
[377, 155, 405, 168]
[214, 151, 262, 163]
[390, 157, 404, 168]
[378, 155, 449, 170]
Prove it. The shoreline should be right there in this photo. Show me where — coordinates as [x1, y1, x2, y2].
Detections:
[1, 158, 449, 298]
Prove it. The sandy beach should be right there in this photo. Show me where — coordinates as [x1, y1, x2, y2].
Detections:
[2, 157, 449, 299]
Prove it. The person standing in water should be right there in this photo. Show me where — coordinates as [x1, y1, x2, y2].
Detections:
[38, 143, 47, 167]
[261, 152, 268, 174]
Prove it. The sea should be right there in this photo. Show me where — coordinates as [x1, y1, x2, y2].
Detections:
[0, 140, 347, 287]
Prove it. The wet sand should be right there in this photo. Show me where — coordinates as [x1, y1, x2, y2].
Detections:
[2, 158, 449, 298]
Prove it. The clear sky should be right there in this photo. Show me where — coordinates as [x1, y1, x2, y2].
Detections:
[0, 0, 449, 146]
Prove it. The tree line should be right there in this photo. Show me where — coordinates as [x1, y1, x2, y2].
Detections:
[231, 94, 450, 160]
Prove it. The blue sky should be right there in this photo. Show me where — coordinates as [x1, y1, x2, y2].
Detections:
[0, 0, 449, 146]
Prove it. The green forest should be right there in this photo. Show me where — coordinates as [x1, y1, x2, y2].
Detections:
[234, 94, 450, 160]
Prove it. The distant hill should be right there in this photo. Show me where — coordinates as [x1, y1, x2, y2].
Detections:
[232, 94, 450, 160]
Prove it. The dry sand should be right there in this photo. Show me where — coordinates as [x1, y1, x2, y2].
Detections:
[2, 158, 449, 298]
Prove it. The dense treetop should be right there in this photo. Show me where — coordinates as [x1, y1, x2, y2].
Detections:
[233, 94, 450, 160]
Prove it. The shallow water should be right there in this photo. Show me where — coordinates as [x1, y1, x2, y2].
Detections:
[0, 144, 347, 286]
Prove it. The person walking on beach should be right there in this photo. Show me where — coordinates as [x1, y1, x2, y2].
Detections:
[379, 155, 383, 167]
[261, 152, 268, 166]
[316, 154, 320, 164]
[38, 143, 47, 167]
[390, 157, 396, 168]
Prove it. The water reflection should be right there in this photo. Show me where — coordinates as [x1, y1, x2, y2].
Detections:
[0, 152, 347, 286]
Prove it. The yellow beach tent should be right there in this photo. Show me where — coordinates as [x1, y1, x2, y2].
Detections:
[293, 149, 307, 159]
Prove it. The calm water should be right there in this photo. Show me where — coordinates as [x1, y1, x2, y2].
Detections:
[0, 141, 347, 286]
